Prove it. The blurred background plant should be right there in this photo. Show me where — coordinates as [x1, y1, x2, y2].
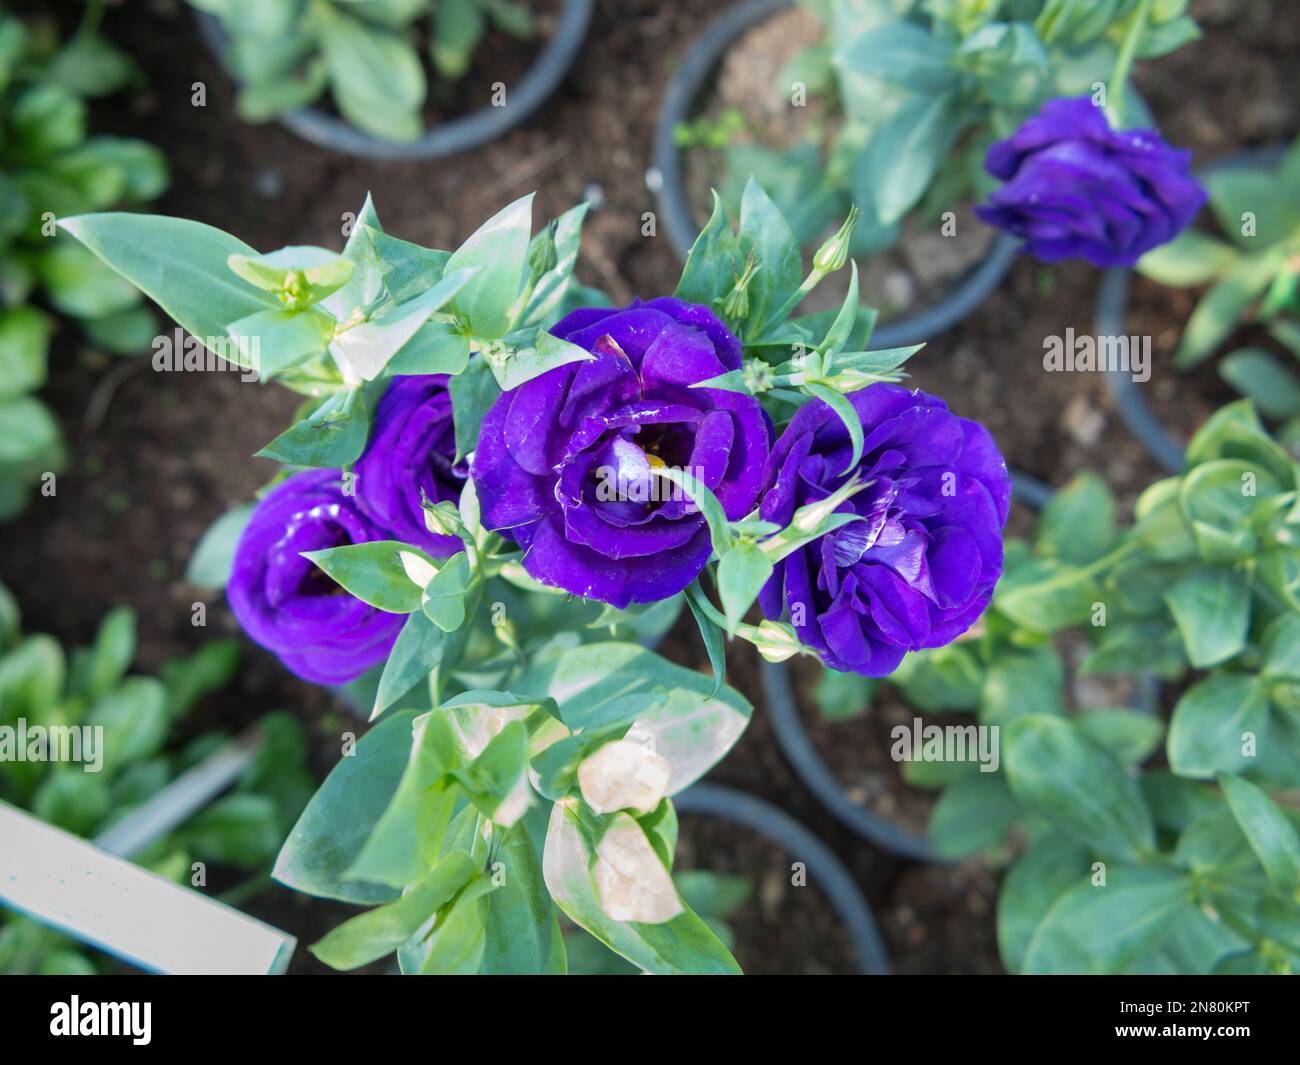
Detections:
[685, 0, 1201, 254]
[0, 581, 313, 974]
[1137, 136, 1300, 431]
[189, 0, 536, 142]
[807, 402, 1300, 973]
[0, 0, 167, 520]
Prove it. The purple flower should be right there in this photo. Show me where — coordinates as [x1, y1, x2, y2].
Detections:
[975, 96, 1206, 267]
[228, 469, 405, 684]
[471, 297, 770, 608]
[355, 375, 465, 557]
[759, 384, 1010, 677]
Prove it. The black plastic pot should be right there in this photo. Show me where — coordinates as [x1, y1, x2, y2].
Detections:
[195, 0, 593, 161]
[1097, 146, 1288, 474]
[651, 0, 1019, 349]
[674, 782, 889, 973]
[759, 470, 1050, 862]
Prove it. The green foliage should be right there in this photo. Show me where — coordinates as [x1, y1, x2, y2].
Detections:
[193, 0, 534, 142]
[0, 583, 309, 975]
[1137, 136, 1300, 422]
[875, 415, 1300, 974]
[0, 8, 168, 520]
[275, 642, 753, 974]
[694, 0, 1199, 252]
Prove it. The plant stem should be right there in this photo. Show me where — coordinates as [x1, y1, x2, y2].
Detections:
[1107, 0, 1153, 127]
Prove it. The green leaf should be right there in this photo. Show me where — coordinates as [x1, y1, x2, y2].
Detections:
[674, 191, 741, 309]
[997, 835, 1091, 974]
[317, 5, 425, 142]
[716, 542, 774, 636]
[1218, 346, 1300, 419]
[978, 646, 1064, 725]
[432, 0, 487, 78]
[445, 194, 534, 339]
[811, 665, 874, 721]
[38, 241, 139, 319]
[183, 793, 281, 866]
[804, 381, 863, 475]
[649, 466, 732, 559]
[0, 306, 50, 398]
[76, 606, 135, 704]
[1163, 565, 1251, 668]
[1074, 709, 1164, 765]
[226, 307, 333, 379]
[1217, 773, 1300, 893]
[310, 852, 477, 970]
[372, 612, 447, 719]
[226, 245, 353, 299]
[1167, 673, 1269, 779]
[421, 551, 474, 632]
[256, 385, 378, 467]
[1037, 472, 1115, 564]
[305, 540, 435, 613]
[185, 503, 254, 589]
[1022, 865, 1193, 975]
[541, 804, 740, 974]
[448, 355, 500, 463]
[521, 202, 590, 328]
[1175, 252, 1281, 367]
[273, 708, 419, 904]
[834, 20, 958, 91]
[858, 90, 963, 226]
[736, 178, 801, 338]
[684, 584, 726, 696]
[994, 556, 1097, 633]
[515, 642, 751, 792]
[85, 677, 168, 775]
[1136, 228, 1240, 287]
[348, 711, 460, 889]
[332, 267, 476, 381]
[478, 822, 565, 973]
[58, 214, 276, 353]
[929, 772, 1019, 859]
[1004, 714, 1154, 859]
[483, 327, 594, 391]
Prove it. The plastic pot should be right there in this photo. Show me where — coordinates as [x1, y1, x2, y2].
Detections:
[1097, 145, 1288, 474]
[651, 0, 1019, 349]
[673, 782, 890, 973]
[758, 470, 1050, 861]
[194, 0, 594, 161]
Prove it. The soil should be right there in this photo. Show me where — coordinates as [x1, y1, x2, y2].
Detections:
[674, 814, 859, 975]
[3, 0, 1297, 976]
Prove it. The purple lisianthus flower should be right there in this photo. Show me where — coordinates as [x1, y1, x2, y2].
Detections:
[975, 95, 1206, 267]
[471, 297, 770, 608]
[759, 384, 1010, 677]
[355, 375, 465, 557]
[228, 469, 405, 684]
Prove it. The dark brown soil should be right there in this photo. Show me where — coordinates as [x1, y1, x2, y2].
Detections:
[4, 0, 1296, 976]
[675, 813, 858, 975]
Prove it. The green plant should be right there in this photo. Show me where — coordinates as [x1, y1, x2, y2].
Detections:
[0, 584, 313, 974]
[703, 0, 1200, 252]
[0, 3, 168, 519]
[190, 0, 535, 142]
[1138, 136, 1300, 427]
[884, 407, 1300, 973]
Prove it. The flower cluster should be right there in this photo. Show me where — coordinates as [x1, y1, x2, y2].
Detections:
[228, 375, 464, 684]
[976, 96, 1206, 268]
[231, 299, 1011, 683]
